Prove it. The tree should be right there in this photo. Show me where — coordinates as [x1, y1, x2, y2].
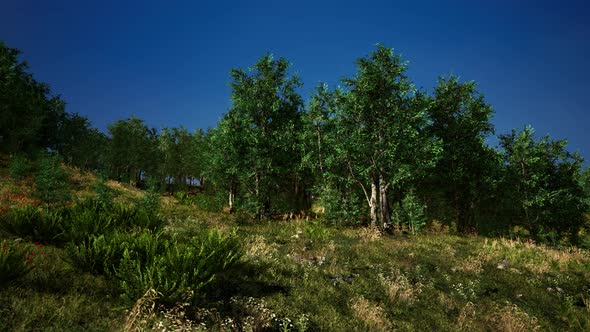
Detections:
[335, 45, 441, 227]
[0, 41, 65, 154]
[107, 116, 158, 186]
[499, 126, 587, 241]
[53, 112, 107, 170]
[157, 126, 204, 192]
[424, 75, 497, 232]
[213, 54, 304, 218]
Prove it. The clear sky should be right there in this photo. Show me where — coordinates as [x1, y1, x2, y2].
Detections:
[2, 0, 589, 161]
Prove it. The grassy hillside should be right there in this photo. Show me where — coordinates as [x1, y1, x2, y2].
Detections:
[0, 166, 589, 331]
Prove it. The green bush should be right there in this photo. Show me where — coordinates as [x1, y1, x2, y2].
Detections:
[67, 229, 169, 276]
[115, 229, 242, 304]
[63, 200, 114, 243]
[61, 198, 164, 243]
[68, 227, 242, 305]
[305, 220, 330, 243]
[0, 206, 65, 243]
[175, 191, 189, 204]
[66, 231, 136, 275]
[8, 154, 32, 181]
[317, 185, 365, 226]
[0, 240, 41, 287]
[94, 175, 116, 206]
[395, 191, 427, 234]
[34, 153, 71, 205]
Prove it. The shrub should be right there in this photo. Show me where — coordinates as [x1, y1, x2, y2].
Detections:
[175, 191, 189, 204]
[0, 240, 42, 287]
[63, 199, 114, 243]
[34, 153, 71, 205]
[94, 175, 116, 206]
[115, 229, 242, 304]
[66, 231, 129, 275]
[305, 221, 330, 243]
[67, 228, 242, 305]
[60, 198, 164, 243]
[8, 154, 32, 181]
[0, 206, 65, 243]
[395, 191, 427, 234]
[191, 192, 226, 212]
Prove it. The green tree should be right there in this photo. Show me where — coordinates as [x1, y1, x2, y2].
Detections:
[335, 45, 441, 227]
[213, 54, 304, 218]
[425, 75, 497, 232]
[499, 126, 587, 241]
[107, 116, 159, 186]
[35, 152, 71, 205]
[53, 112, 108, 170]
[0, 41, 65, 154]
[157, 126, 204, 192]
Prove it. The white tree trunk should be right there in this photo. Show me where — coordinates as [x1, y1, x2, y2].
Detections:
[370, 176, 378, 227]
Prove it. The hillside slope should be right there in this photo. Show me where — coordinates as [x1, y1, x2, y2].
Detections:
[0, 165, 589, 331]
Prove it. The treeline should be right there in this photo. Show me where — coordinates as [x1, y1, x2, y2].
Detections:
[2, 41, 589, 244]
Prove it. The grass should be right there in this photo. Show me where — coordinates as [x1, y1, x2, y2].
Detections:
[1, 168, 589, 331]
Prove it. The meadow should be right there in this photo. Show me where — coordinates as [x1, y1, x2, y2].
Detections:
[1, 166, 589, 332]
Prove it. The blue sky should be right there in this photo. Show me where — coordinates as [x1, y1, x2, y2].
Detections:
[2, 0, 589, 160]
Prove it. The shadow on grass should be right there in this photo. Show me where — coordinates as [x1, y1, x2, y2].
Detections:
[208, 260, 291, 302]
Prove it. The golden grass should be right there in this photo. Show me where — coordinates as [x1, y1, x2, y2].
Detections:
[350, 296, 391, 331]
[379, 270, 423, 305]
[358, 226, 382, 243]
[488, 304, 541, 332]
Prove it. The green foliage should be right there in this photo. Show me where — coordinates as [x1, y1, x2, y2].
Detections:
[53, 112, 108, 170]
[499, 126, 587, 243]
[210, 53, 305, 219]
[316, 185, 366, 226]
[34, 152, 71, 205]
[0, 240, 40, 287]
[8, 154, 32, 180]
[63, 198, 164, 243]
[0, 206, 65, 243]
[94, 174, 116, 206]
[1, 197, 164, 245]
[66, 230, 159, 276]
[328, 45, 441, 226]
[157, 127, 206, 192]
[115, 229, 241, 304]
[395, 191, 427, 234]
[191, 192, 226, 212]
[63, 200, 115, 243]
[107, 116, 159, 186]
[423, 75, 497, 232]
[304, 220, 330, 243]
[67, 228, 242, 305]
[0, 41, 66, 154]
[175, 190, 189, 203]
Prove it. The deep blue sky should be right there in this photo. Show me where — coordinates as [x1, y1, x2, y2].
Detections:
[2, 0, 589, 160]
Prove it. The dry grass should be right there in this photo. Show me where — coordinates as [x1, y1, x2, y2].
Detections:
[358, 226, 382, 243]
[124, 289, 159, 332]
[488, 304, 541, 332]
[350, 296, 391, 331]
[379, 271, 423, 305]
[245, 235, 278, 260]
[453, 252, 486, 274]
[481, 238, 590, 274]
[456, 302, 477, 331]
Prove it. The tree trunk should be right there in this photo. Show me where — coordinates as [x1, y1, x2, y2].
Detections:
[228, 186, 235, 213]
[255, 173, 261, 220]
[370, 175, 378, 227]
[379, 174, 390, 228]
